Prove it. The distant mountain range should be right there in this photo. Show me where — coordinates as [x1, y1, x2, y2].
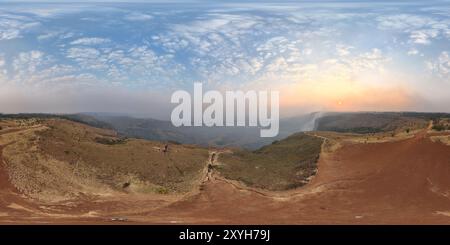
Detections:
[2, 111, 449, 149]
[85, 112, 322, 149]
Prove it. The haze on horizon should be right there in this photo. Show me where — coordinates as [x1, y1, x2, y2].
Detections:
[0, 1, 449, 120]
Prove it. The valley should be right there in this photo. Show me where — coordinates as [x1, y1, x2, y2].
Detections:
[0, 113, 449, 224]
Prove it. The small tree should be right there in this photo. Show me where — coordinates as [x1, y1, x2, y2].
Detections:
[406, 128, 410, 134]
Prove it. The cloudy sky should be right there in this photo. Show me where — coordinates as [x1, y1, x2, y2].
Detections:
[0, 1, 449, 118]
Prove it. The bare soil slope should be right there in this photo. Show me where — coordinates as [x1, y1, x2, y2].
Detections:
[140, 128, 449, 224]
[0, 118, 449, 224]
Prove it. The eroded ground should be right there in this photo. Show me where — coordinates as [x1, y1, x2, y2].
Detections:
[0, 119, 450, 224]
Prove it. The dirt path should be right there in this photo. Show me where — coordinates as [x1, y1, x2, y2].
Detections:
[204, 151, 217, 182]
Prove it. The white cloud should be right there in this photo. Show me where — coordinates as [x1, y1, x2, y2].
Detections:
[60, 32, 75, 39]
[0, 53, 6, 80]
[2, 4, 92, 18]
[426, 51, 450, 79]
[349, 48, 389, 71]
[0, 16, 40, 40]
[410, 29, 438, 44]
[376, 14, 450, 45]
[154, 9, 348, 86]
[0, 54, 4, 67]
[67, 47, 108, 70]
[37, 31, 58, 40]
[407, 48, 419, 56]
[0, 28, 20, 40]
[263, 48, 390, 87]
[67, 47, 101, 59]
[65, 44, 185, 86]
[336, 44, 353, 56]
[124, 12, 153, 21]
[376, 14, 431, 31]
[70, 37, 110, 45]
[13, 50, 45, 73]
[7, 50, 84, 88]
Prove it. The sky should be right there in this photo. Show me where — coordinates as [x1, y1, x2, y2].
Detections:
[0, 1, 449, 119]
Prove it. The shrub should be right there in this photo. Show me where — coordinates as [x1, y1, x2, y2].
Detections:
[156, 187, 169, 194]
[95, 137, 126, 145]
[432, 125, 446, 131]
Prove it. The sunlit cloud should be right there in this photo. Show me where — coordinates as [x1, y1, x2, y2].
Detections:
[0, 1, 449, 117]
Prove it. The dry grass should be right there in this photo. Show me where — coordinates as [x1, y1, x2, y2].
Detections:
[217, 133, 323, 191]
[310, 127, 422, 147]
[430, 135, 450, 146]
[0, 119, 209, 202]
[316, 113, 428, 134]
[1, 123, 112, 202]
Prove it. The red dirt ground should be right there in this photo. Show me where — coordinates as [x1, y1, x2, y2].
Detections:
[0, 128, 450, 224]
